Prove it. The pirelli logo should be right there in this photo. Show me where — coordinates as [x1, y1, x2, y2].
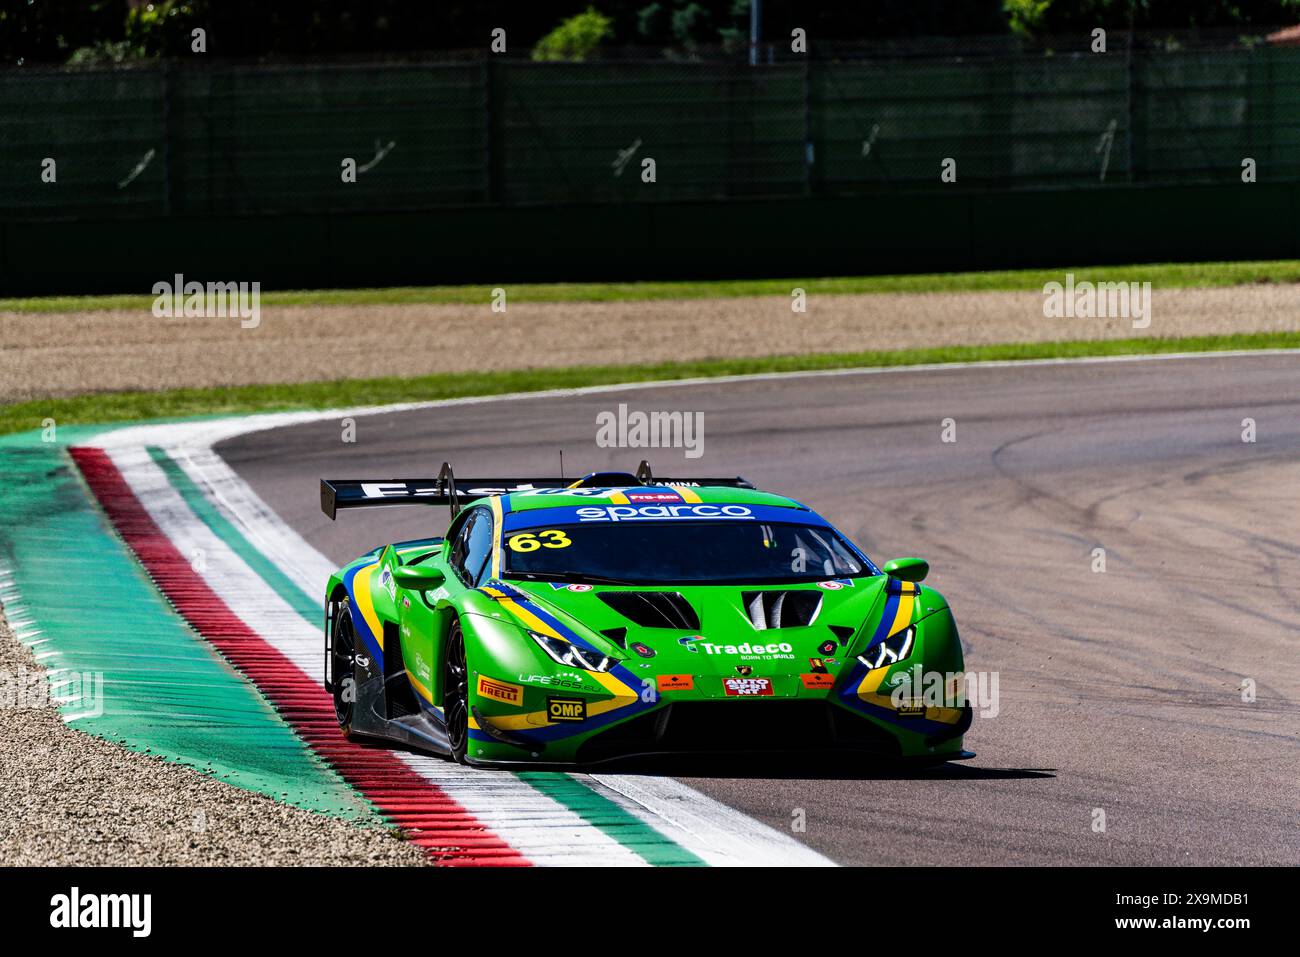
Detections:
[547, 697, 587, 722]
[476, 675, 523, 705]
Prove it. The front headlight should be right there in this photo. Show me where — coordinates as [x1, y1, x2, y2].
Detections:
[529, 630, 620, 672]
[856, 626, 914, 670]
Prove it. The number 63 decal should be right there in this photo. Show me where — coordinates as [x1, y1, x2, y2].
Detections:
[507, 529, 572, 552]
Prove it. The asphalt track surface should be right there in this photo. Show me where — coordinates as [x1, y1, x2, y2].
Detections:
[218, 353, 1300, 866]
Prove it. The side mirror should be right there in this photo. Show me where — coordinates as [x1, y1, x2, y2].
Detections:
[882, 557, 929, 583]
[392, 565, 445, 590]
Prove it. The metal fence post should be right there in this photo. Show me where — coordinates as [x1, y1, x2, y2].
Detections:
[1125, 31, 1138, 184]
[803, 54, 814, 194]
[484, 53, 501, 205]
[161, 59, 174, 215]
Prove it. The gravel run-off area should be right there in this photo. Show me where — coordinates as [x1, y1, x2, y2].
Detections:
[0, 610, 429, 866]
[2, 284, 1298, 403]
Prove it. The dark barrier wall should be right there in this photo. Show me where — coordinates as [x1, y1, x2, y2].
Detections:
[4, 183, 1294, 295]
[1, 48, 1296, 294]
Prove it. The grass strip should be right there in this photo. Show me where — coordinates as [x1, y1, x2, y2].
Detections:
[3, 331, 1296, 437]
[3, 260, 1300, 313]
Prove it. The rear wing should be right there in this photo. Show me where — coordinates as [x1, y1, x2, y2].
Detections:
[321, 461, 753, 521]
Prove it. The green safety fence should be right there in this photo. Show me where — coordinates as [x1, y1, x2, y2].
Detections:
[2, 43, 1298, 220]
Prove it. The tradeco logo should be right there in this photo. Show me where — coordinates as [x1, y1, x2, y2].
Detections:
[575, 504, 754, 522]
[700, 640, 794, 659]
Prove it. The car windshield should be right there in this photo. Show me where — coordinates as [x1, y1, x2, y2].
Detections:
[502, 520, 874, 586]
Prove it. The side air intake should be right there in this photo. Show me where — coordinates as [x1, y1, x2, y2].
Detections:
[742, 591, 823, 630]
[597, 592, 700, 630]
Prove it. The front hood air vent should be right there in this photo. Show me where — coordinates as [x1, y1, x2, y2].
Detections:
[600, 627, 629, 649]
[743, 591, 823, 629]
[597, 592, 700, 630]
[828, 625, 857, 644]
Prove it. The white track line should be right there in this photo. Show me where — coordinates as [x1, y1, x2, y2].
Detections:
[173, 444, 336, 601]
[584, 774, 835, 867]
[105, 445, 323, 681]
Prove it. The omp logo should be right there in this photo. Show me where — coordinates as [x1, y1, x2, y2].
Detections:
[50, 887, 151, 938]
[574, 504, 753, 522]
[546, 697, 587, 722]
[476, 675, 523, 705]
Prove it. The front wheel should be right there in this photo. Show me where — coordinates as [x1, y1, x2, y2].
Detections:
[331, 598, 358, 738]
[443, 619, 469, 763]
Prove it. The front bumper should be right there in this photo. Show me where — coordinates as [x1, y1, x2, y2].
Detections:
[466, 693, 972, 766]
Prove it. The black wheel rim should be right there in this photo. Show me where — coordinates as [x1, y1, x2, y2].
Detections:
[445, 624, 469, 754]
[332, 608, 356, 726]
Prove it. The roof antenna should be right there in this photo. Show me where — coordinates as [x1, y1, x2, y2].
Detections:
[559, 449, 565, 480]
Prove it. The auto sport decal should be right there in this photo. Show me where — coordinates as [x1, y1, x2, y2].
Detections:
[723, 677, 773, 696]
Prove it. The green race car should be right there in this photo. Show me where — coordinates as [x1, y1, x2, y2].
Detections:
[321, 462, 974, 766]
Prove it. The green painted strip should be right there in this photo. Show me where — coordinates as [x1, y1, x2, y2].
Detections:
[146, 445, 320, 622]
[515, 772, 705, 867]
[145, 444, 708, 864]
[0, 428, 377, 819]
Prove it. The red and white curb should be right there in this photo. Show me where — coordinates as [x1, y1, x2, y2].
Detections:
[71, 446, 528, 867]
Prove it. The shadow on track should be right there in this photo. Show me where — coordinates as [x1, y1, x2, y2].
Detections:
[582, 752, 1056, 782]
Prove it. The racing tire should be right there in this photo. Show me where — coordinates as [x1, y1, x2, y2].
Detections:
[331, 598, 359, 739]
[443, 618, 470, 764]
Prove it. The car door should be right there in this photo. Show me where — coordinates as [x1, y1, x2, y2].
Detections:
[406, 506, 494, 714]
[391, 509, 487, 713]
